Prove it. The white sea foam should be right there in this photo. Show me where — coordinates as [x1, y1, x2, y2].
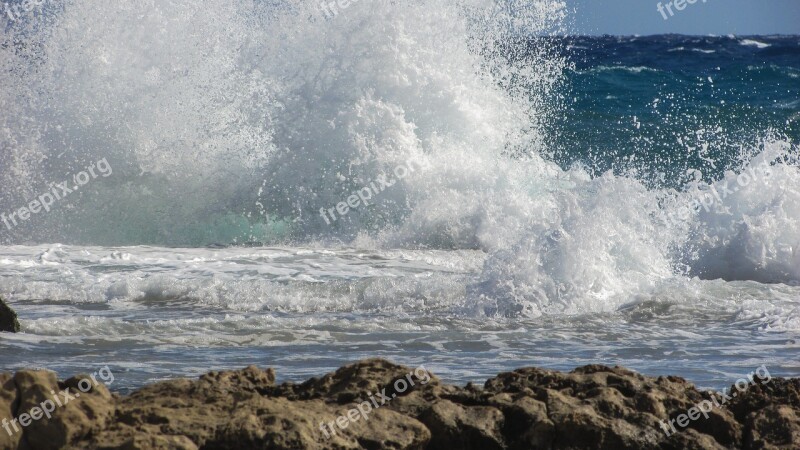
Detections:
[1, 0, 798, 318]
[740, 39, 771, 49]
[1, 242, 797, 389]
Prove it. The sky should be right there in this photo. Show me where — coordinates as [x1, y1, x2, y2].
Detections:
[566, 0, 800, 35]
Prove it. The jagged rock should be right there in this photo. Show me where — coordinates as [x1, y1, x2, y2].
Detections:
[0, 297, 19, 333]
[268, 358, 440, 403]
[0, 373, 22, 450]
[0, 370, 114, 450]
[728, 378, 800, 449]
[86, 363, 430, 450]
[419, 399, 505, 449]
[0, 360, 797, 449]
[479, 365, 746, 449]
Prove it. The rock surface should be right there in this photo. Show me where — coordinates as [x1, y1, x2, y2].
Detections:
[0, 297, 20, 333]
[0, 359, 797, 449]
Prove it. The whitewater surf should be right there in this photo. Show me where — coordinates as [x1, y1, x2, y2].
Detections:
[0, 0, 798, 392]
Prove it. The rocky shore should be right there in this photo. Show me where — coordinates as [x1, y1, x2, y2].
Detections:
[0, 359, 797, 449]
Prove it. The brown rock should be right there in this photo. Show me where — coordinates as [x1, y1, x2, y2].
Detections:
[1, 359, 798, 449]
[419, 399, 505, 449]
[498, 395, 555, 449]
[481, 365, 742, 449]
[270, 358, 439, 404]
[728, 378, 800, 449]
[85, 363, 430, 450]
[0, 370, 114, 450]
[14, 370, 114, 450]
[745, 405, 800, 449]
[0, 373, 22, 450]
[70, 428, 199, 450]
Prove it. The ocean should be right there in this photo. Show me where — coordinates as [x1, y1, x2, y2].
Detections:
[0, 1, 798, 393]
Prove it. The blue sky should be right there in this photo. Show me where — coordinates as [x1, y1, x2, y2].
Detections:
[566, 0, 800, 35]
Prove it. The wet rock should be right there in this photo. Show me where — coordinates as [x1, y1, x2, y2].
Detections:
[0, 297, 20, 333]
[0, 360, 798, 449]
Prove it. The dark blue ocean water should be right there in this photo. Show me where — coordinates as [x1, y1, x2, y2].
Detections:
[554, 35, 800, 186]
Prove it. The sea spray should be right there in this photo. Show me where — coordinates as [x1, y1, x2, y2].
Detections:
[0, 0, 567, 246]
[1, 1, 799, 317]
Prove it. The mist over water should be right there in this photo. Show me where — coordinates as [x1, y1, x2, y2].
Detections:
[1, 1, 799, 388]
[0, 0, 566, 245]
